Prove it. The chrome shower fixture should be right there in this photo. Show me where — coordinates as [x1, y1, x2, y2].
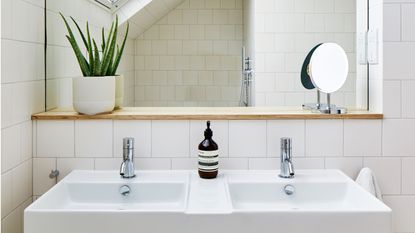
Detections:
[240, 47, 253, 107]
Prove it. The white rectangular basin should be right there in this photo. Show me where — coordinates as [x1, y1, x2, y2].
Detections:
[227, 170, 388, 212]
[28, 170, 189, 212]
[226, 170, 392, 233]
[65, 182, 186, 210]
[25, 170, 391, 233]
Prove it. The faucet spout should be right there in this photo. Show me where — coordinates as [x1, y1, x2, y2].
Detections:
[120, 138, 136, 179]
[279, 137, 295, 178]
[120, 161, 126, 175]
[120, 160, 135, 178]
[286, 160, 294, 176]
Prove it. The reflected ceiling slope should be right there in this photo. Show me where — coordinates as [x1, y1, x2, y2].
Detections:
[94, 0, 130, 10]
[114, 0, 185, 38]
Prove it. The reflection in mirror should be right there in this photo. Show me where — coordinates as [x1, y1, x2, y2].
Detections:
[302, 43, 350, 114]
[255, 0, 367, 109]
[46, 0, 368, 110]
[309, 43, 349, 94]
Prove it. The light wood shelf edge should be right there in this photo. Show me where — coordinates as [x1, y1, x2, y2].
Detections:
[31, 107, 383, 120]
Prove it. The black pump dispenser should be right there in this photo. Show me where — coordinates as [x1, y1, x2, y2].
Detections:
[204, 121, 213, 138]
[198, 121, 219, 179]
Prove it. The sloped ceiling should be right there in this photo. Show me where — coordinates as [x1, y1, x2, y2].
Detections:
[115, 0, 185, 38]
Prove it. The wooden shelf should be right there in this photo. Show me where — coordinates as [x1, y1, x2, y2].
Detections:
[32, 107, 383, 120]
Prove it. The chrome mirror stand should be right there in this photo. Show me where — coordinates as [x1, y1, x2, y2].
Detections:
[302, 90, 347, 114]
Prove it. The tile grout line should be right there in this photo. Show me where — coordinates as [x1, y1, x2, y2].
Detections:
[304, 120, 307, 158]
[73, 120, 76, 159]
[150, 120, 153, 158]
[401, 157, 403, 195]
[112, 120, 115, 159]
[342, 119, 345, 158]
[400, 3, 403, 42]
[265, 120, 268, 159]
[1, 196, 33, 221]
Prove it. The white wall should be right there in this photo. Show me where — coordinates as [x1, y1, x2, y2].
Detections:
[243, 0, 255, 105]
[369, 0, 384, 113]
[254, 0, 358, 108]
[383, 0, 415, 231]
[30, 0, 415, 226]
[45, 0, 136, 109]
[33, 119, 384, 178]
[1, 0, 45, 232]
[243, 0, 255, 60]
[6, 0, 415, 233]
[116, 0, 185, 39]
[134, 0, 244, 107]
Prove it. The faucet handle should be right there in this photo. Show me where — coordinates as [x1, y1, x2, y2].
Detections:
[280, 137, 292, 150]
[123, 137, 134, 149]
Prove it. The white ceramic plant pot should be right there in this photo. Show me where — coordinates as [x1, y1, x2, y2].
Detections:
[115, 75, 124, 109]
[73, 76, 115, 115]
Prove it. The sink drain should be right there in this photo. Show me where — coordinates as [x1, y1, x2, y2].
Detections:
[119, 185, 131, 196]
[284, 184, 295, 195]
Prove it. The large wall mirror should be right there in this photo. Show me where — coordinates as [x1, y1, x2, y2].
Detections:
[46, 0, 373, 110]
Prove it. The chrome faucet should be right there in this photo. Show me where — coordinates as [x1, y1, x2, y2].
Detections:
[279, 137, 294, 178]
[120, 137, 135, 179]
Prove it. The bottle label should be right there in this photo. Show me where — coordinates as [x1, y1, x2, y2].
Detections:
[198, 150, 219, 172]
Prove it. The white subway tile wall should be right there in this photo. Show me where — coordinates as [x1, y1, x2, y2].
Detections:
[74, 120, 113, 157]
[229, 120, 267, 157]
[383, 2, 415, 232]
[134, 0, 244, 107]
[113, 120, 152, 157]
[254, 0, 358, 107]
[116, 0, 185, 39]
[32, 118, 395, 196]
[151, 120, 190, 156]
[1, 0, 45, 232]
[384, 196, 415, 233]
[36, 121, 75, 157]
[33, 158, 56, 196]
[267, 120, 305, 157]
[305, 119, 344, 157]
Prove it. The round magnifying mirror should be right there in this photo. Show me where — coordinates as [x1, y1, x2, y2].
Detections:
[301, 43, 322, 90]
[309, 43, 349, 94]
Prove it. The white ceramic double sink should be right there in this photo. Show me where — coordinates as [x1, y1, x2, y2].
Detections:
[25, 170, 392, 233]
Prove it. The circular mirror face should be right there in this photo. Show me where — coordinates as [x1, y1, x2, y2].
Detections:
[309, 43, 349, 94]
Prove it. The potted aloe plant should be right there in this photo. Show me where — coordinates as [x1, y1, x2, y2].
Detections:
[60, 13, 129, 115]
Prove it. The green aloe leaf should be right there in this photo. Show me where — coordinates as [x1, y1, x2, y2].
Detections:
[60, 13, 91, 76]
[101, 16, 118, 76]
[101, 40, 115, 76]
[69, 16, 94, 73]
[86, 23, 94, 74]
[92, 39, 101, 76]
[65, 35, 90, 76]
[70, 16, 89, 50]
[108, 45, 119, 76]
[100, 23, 115, 75]
[101, 28, 106, 52]
[102, 22, 114, 57]
[110, 22, 129, 75]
